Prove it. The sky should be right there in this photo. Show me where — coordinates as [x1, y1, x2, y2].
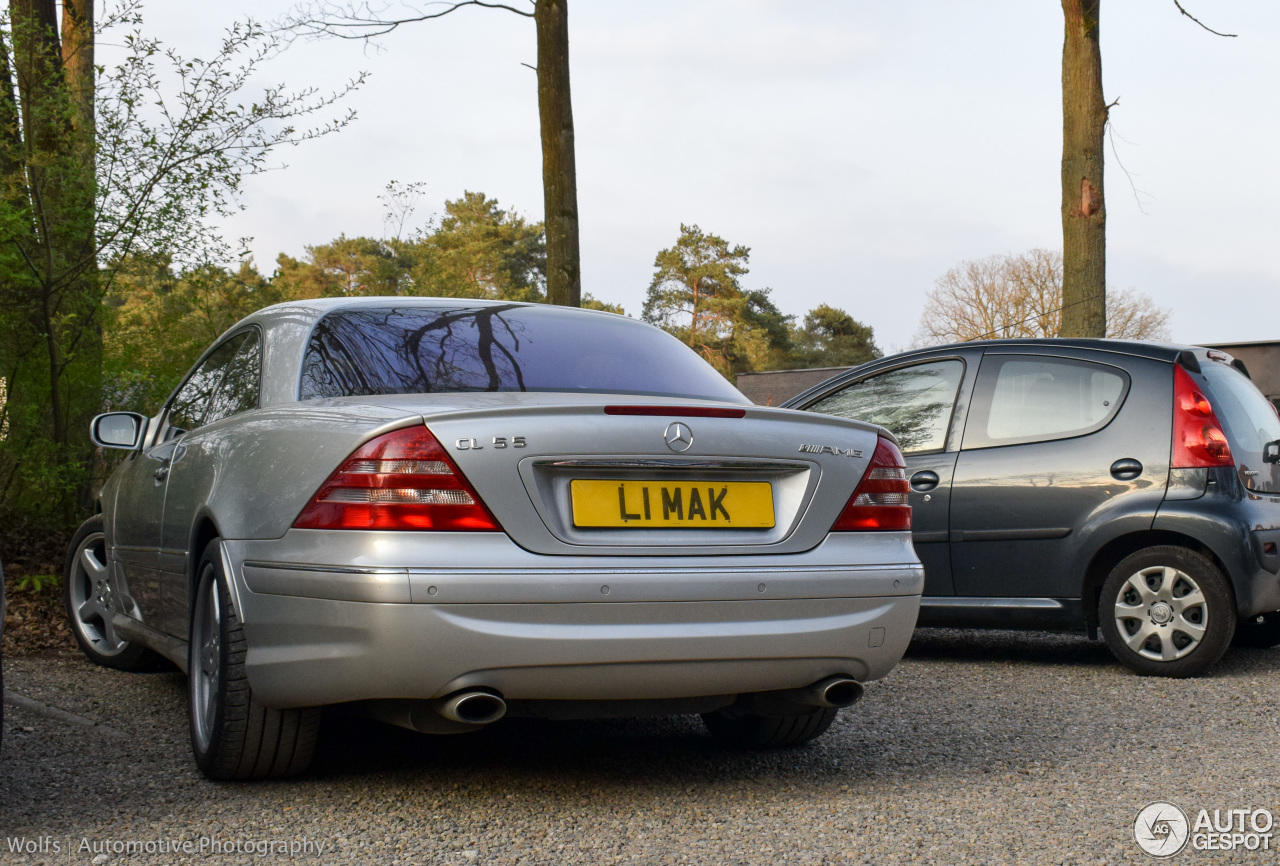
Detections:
[135, 0, 1280, 353]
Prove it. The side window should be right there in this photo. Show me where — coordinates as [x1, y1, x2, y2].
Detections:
[806, 360, 965, 454]
[167, 334, 249, 435]
[964, 355, 1128, 449]
[204, 330, 261, 425]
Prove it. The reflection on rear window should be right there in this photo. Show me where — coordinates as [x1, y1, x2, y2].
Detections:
[299, 305, 746, 402]
[1201, 362, 1280, 455]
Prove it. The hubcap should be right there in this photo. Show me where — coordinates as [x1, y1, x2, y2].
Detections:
[68, 531, 127, 656]
[190, 566, 222, 752]
[1113, 565, 1208, 662]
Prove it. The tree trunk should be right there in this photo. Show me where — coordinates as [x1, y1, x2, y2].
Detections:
[1059, 0, 1107, 338]
[534, 0, 581, 307]
[60, 0, 93, 140]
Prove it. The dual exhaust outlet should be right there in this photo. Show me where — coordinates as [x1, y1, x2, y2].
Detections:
[431, 675, 862, 729]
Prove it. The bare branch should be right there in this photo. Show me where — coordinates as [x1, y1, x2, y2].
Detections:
[1172, 1, 1237, 38]
[279, 0, 534, 42]
[915, 250, 1170, 344]
[1106, 122, 1151, 215]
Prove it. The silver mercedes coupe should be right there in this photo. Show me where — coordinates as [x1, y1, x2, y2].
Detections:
[66, 298, 923, 779]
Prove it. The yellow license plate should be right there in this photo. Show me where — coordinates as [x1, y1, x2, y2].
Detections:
[570, 480, 775, 528]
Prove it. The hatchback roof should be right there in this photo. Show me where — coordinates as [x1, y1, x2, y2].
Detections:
[893, 337, 1210, 365]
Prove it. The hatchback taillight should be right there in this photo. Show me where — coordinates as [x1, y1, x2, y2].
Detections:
[293, 426, 501, 531]
[1171, 365, 1233, 469]
[831, 437, 912, 531]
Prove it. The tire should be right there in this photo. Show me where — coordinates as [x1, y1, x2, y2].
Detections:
[1232, 612, 1280, 649]
[1099, 546, 1235, 678]
[64, 515, 161, 671]
[702, 706, 839, 748]
[189, 539, 320, 780]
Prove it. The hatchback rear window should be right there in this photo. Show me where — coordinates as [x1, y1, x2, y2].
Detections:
[299, 304, 746, 402]
[1200, 361, 1280, 456]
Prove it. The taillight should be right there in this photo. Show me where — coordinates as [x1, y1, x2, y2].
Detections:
[293, 426, 501, 531]
[1171, 366, 1233, 469]
[831, 437, 912, 531]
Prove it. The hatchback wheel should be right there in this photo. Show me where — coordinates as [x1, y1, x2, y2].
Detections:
[189, 540, 320, 780]
[64, 515, 159, 671]
[1232, 612, 1280, 649]
[1099, 546, 1234, 678]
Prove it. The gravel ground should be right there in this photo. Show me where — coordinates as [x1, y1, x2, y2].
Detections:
[2, 629, 1278, 865]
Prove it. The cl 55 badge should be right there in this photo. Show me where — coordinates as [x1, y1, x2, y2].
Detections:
[455, 436, 527, 450]
[798, 444, 862, 458]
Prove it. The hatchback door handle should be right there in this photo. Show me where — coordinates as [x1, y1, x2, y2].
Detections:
[1110, 458, 1143, 481]
[910, 470, 940, 492]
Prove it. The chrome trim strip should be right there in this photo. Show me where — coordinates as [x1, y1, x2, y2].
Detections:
[539, 459, 808, 471]
[243, 560, 407, 576]
[406, 564, 922, 577]
[921, 597, 1068, 610]
[950, 528, 1072, 543]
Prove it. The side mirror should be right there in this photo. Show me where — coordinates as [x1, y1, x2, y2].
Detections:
[91, 412, 148, 450]
[1264, 440, 1280, 465]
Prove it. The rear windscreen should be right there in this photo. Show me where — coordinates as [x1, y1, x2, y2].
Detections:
[1200, 360, 1280, 457]
[299, 304, 747, 402]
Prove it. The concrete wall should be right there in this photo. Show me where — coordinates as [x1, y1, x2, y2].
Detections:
[735, 367, 851, 406]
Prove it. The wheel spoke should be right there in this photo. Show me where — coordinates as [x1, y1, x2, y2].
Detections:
[1125, 621, 1158, 653]
[77, 598, 102, 624]
[1159, 633, 1180, 661]
[1125, 574, 1159, 606]
[1173, 589, 1206, 611]
[98, 611, 122, 652]
[1160, 567, 1179, 596]
[79, 546, 107, 579]
[1113, 602, 1143, 622]
[1174, 619, 1206, 644]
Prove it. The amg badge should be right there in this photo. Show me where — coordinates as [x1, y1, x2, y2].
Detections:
[798, 444, 863, 458]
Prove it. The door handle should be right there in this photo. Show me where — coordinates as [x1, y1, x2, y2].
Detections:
[1110, 458, 1143, 481]
[910, 470, 940, 492]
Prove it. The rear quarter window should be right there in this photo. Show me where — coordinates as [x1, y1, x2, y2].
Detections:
[963, 355, 1129, 449]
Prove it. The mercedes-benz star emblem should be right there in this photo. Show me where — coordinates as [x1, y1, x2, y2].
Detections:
[664, 422, 694, 453]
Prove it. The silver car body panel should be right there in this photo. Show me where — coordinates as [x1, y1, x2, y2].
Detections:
[94, 297, 923, 712]
[227, 533, 920, 707]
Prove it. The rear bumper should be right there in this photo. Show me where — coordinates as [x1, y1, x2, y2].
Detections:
[222, 531, 923, 708]
[1154, 487, 1280, 617]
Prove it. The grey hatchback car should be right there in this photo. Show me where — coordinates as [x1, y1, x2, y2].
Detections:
[786, 339, 1280, 678]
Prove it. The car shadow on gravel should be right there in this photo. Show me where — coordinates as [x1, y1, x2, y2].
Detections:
[903, 627, 1115, 667]
[904, 626, 1280, 675]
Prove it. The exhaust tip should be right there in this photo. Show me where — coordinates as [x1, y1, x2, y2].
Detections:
[438, 690, 507, 725]
[798, 676, 864, 708]
[819, 677, 864, 708]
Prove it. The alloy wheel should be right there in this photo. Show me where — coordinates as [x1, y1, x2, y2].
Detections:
[190, 565, 222, 752]
[67, 531, 128, 657]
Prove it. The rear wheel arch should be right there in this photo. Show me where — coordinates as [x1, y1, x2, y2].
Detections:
[1081, 530, 1236, 631]
[188, 516, 222, 611]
